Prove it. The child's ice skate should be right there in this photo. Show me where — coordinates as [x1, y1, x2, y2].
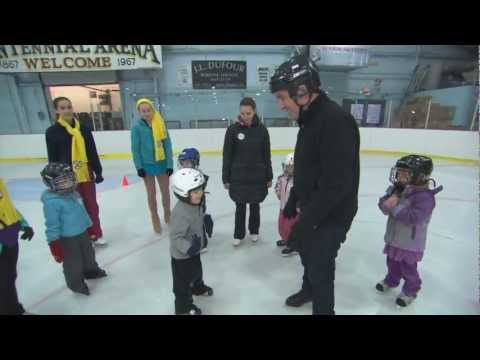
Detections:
[192, 283, 214, 296]
[276, 240, 287, 247]
[72, 282, 90, 296]
[232, 238, 242, 247]
[396, 292, 416, 307]
[250, 234, 260, 243]
[84, 268, 107, 280]
[375, 280, 394, 293]
[176, 304, 202, 315]
[94, 237, 108, 246]
[281, 247, 298, 257]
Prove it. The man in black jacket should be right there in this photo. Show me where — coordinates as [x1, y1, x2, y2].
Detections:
[270, 55, 360, 315]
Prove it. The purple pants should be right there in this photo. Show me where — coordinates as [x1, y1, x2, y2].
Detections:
[384, 256, 422, 297]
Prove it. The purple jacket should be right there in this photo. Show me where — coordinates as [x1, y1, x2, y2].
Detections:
[378, 184, 443, 253]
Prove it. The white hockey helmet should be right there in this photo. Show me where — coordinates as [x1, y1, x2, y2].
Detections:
[171, 168, 205, 201]
[283, 152, 294, 167]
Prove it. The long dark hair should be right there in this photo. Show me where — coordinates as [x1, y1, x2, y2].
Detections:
[240, 97, 256, 110]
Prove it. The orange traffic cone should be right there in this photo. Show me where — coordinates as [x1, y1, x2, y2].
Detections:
[121, 176, 129, 187]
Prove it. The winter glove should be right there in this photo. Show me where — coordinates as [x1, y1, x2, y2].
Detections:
[137, 168, 146, 178]
[166, 168, 174, 177]
[204, 214, 214, 238]
[288, 218, 314, 253]
[48, 240, 64, 263]
[94, 174, 104, 184]
[283, 188, 298, 219]
[187, 234, 202, 257]
[20, 226, 34, 241]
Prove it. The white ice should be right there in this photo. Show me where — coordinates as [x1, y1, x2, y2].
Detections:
[1, 154, 478, 315]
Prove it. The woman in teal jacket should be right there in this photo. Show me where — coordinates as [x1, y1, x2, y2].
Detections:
[131, 98, 174, 234]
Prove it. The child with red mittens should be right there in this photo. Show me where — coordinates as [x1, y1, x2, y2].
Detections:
[40, 163, 107, 296]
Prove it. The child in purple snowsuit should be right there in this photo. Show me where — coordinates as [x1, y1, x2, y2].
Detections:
[376, 155, 443, 307]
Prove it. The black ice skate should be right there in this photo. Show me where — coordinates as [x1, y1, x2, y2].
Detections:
[72, 282, 90, 296]
[396, 292, 416, 307]
[84, 268, 108, 280]
[192, 283, 214, 296]
[281, 247, 298, 257]
[176, 304, 202, 315]
[285, 289, 312, 307]
[375, 280, 393, 293]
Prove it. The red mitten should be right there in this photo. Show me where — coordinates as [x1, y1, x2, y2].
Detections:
[49, 240, 64, 263]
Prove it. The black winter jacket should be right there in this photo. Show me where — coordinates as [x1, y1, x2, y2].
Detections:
[222, 115, 273, 204]
[45, 121, 102, 178]
[293, 91, 360, 233]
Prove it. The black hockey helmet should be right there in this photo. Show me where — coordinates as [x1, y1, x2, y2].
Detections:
[390, 155, 434, 187]
[269, 54, 321, 99]
[41, 162, 77, 193]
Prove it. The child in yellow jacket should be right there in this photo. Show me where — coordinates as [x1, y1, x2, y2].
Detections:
[0, 178, 34, 315]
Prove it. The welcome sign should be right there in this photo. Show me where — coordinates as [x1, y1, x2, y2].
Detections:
[192, 60, 247, 89]
[0, 45, 162, 72]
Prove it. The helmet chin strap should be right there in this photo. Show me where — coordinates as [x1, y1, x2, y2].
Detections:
[293, 88, 312, 108]
[427, 178, 437, 188]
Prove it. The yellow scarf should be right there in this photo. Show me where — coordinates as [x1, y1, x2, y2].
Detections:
[136, 98, 167, 161]
[0, 178, 21, 228]
[57, 116, 91, 183]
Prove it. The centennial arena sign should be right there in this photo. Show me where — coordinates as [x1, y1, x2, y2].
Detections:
[0, 45, 162, 72]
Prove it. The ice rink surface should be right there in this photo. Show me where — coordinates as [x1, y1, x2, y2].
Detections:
[1, 154, 478, 315]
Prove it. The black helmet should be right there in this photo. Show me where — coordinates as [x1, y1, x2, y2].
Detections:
[390, 155, 434, 187]
[269, 55, 321, 98]
[41, 162, 77, 193]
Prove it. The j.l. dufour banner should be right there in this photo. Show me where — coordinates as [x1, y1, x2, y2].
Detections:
[0, 45, 162, 72]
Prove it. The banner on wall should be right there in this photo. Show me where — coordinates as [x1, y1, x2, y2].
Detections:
[177, 63, 192, 88]
[257, 64, 278, 88]
[192, 60, 247, 89]
[0, 45, 162, 73]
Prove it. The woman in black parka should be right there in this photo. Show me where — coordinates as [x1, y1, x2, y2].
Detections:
[222, 97, 273, 247]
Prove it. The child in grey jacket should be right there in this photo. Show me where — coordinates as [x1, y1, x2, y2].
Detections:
[169, 168, 213, 315]
[376, 155, 443, 307]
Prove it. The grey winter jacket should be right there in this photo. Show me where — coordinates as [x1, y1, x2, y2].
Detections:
[378, 184, 443, 253]
[169, 200, 206, 260]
